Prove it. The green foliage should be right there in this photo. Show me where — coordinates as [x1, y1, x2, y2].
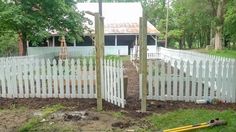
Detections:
[0, 0, 84, 46]
[224, 0, 236, 42]
[144, 0, 236, 49]
[0, 32, 18, 56]
[148, 109, 236, 132]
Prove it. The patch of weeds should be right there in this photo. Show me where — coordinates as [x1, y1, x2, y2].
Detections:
[19, 117, 41, 132]
[42, 104, 65, 117]
[19, 104, 65, 132]
[112, 112, 124, 119]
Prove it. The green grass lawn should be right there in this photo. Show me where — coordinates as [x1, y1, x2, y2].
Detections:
[191, 49, 236, 59]
[208, 50, 236, 59]
[147, 109, 236, 132]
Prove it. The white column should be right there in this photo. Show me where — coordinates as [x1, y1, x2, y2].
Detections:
[135, 35, 138, 45]
[115, 35, 117, 46]
[74, 39, 76, 47]
[155, 35, 157, 46]
[26, 40, 29, 47]
[47, 39, 49, 47]
[52, 36, 55, 47]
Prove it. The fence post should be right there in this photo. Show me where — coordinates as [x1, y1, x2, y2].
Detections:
[95, 13, 103, 111]
[140, 15, 147, 112]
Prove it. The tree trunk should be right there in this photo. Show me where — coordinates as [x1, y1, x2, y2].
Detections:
[214, 0, 226, 50]
[179, 39, 183, 49]
[18, 32, 27, 56]
[214, 27, 223, 50]
[18, 32, 24, 56]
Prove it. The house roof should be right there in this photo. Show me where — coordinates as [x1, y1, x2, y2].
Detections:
[76, 2, 160, 35]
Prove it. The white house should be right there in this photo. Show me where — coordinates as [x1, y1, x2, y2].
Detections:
[27, 2, 160, 56]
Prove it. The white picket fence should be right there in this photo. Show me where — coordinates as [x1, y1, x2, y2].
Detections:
[103, 59, 125, 108]
[0, 58, 125, 107]
[143, 60, 236, 103]
[0, 58, 96, 98]
[130, 47, 235, 63]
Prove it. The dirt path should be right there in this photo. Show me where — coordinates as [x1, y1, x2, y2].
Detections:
[123, 60, 140, 110]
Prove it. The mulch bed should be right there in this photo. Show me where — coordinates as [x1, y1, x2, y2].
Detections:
[0, 60, 236, 119]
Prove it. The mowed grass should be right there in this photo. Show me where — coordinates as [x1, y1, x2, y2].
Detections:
[147, 109, 236, 132]
[191, 49, 236, 59]
[208, 50, 236, 59]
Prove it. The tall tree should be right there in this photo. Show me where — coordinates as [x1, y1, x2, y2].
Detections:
[214, 0, 227, 50]
[0, 0, 84, 55]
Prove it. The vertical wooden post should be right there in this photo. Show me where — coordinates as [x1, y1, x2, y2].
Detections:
[139, 18, 143, 70]
[95, 13, 103, 111]
[100, 16, 105, 101]
[140, 16, 147, 112]
[100, 17, 105, 58]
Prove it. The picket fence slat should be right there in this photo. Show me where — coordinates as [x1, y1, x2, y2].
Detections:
[0, 61, 6, 98]
[24, 59, 29, 98]
[167, 61, 171, 100]
[71, 59, 76, 98]
[65, 60, 70, 98]
[179, 61, 184, 101]
[89, 58, 94, 98]
[148, 61, 152, 99]
[77, 60, 82, 98]
[197, 61, 203, 100]
[59, 60, 64, 98]
[41, 59, 46, 98]
[185, 61, 190, 101]
[83, 59, 88, 98]
[53, 60, 58, 98]
[47, 60, 53, 98]
[18, 60, 24, 98]
[160, 61, 165, 101]
[35, 59, 40, 98]
[210, 61, 215, 100]
[154, 60, 159, 100]
[173, 61, 178, 100]
[204, 61, 209, 99]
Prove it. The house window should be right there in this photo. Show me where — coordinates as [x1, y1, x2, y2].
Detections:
[117, 35, 135, 46]
[147, 35, 155, 45]
[105, 36, 115, 45]
[77, 36, 93, 46]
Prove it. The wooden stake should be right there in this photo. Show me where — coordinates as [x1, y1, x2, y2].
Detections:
[95, 13, 102, 111]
